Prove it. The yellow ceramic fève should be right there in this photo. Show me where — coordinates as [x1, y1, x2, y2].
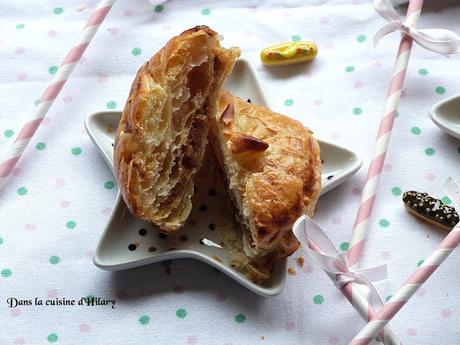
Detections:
[260, 41, 318, 66]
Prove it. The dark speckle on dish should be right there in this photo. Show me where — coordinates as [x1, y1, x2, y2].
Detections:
[148, 246, 157, 252]
[180, 235, 188, 242]
[159, 233, 168, 240]
[327, 175, 334, 180]
[128, 244, 136, 251]
[139, 228, 147, 236]
[208, 223, 216, 230]
[247, 98, 251, 103]
[199, 204, 207, 212]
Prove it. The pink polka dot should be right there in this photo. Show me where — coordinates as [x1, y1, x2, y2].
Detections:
[280, 11, 290, 17]
[15, 47, 25, 55]
[373, 60, 383, 68]
[60, 200, 71, 208]
[42, 117, 51, 125]
[441, 308, 453, 318]
[123, 9, 133, 16]
[47, 289, 58, 298]
[187, 336, 198, 345]
[320, 16, 330, 24]
[48, 30, 57, 37]
[79, 324, 91, 333]
[107, 27, 119, 35]
[303, 264, 314, 273]
[407, 328, 417, 336]
[380, 251, 391, 259]
[284, 321, 296, 331]
[329, 336, 340, 345]
[173, 285, 184, 293]
[101, 207, 112, 216]
[425, 172, 436, 181]
[245, 30, 255, 38]
[325, 43, 335, 50]
[10, 308, 21, 317]
[330, 132, 340, 140]
[416, 288, 426, 297]
[17, 72, 27, 81]
[116, 289, 127, 299]
[54, 178, 65, 188]
[63, 95, 72, 104]
[80, 128, 87, 135]
[162, 24, 172, 31]
[313, 99, 322, 107]
[383, 163, 393, 172]
[216, 292, 227, 302]
[354, 81, 364, 89]
[401, 90, 407, 98]
[352, 186, 362, 196]
[25, 223, 36, 231]
[247, 5, 257, 12]
[97, 73, 108, 83]
[12, 168, 22, 176]
[14, 337, 25, 345]
[86, 249, 94, 259]
[331, 216, 342, 225]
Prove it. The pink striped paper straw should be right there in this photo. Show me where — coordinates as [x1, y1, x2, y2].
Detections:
[350, 225, 460, 345]
[337, 2, 423, 344]
[347, 0, 424, 268]
[0, 0, 116, 191]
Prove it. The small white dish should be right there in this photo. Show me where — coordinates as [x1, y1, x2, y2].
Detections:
[430, 94, 460, 140]
[85, 59, 362, 297]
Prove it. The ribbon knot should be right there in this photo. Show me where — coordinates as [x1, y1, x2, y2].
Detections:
[293, 216, 388, 310]
[374, 0, 460, 55]
[334, 272, 359, 289]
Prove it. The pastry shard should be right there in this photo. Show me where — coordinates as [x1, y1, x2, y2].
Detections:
[115, 26, 240, 232]
[209, 91, 322, 281]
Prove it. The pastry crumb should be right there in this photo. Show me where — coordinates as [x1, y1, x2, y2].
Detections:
[287, 267, 297, 276]
[296, 256, 305, 268]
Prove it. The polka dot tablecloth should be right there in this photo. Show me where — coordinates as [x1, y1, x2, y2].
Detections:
[1, 1, 460, 344]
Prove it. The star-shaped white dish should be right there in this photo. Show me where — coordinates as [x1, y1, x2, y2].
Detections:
[85, 59, 362, 297]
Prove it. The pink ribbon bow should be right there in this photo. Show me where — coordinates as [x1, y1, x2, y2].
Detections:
[293, 216, 388, 311]
[374, 0, 460, 54]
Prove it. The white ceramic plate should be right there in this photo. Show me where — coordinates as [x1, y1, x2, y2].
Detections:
[430, 94, 460, 140]
[85, 59, 362, 297]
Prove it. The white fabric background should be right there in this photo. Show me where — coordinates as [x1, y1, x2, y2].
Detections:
[1, 1, 460, 344]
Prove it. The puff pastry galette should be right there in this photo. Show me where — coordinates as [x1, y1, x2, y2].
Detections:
[115, 26, 240, 232]
[209, 91, 321, 281]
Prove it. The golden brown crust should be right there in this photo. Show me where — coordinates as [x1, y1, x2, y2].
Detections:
[114, 26, 239, 232]
[210, 91, 322, 259]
